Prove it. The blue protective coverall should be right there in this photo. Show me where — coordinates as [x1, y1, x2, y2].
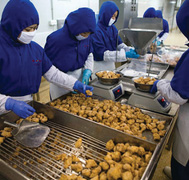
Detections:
[151, 0, 189, 178]
[45, 8, 96, 100]
[0, 0, 89, 116]
[155, 10, 169, 43]
[92, 1, 130, 74]
[143, 8, 169, 44]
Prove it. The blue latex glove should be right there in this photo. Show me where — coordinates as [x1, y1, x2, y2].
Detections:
[150, 80, 159, 94]
[73, 80, 93, 96]
[5, 98, 35, 118]
[157, 41, 161, 46]
[126, 49, 140, 59]
[152, 39, 156, 43]
[82, 69, 92, 85]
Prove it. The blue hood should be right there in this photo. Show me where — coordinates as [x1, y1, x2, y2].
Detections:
[98, 1, 119, 27]
[156, 10, 163, 18]
[143, 7, 156, 18]
[170, 0, 189, 99]
[1, 0, 39, 41]
[176, 0, 189, 41]
[66, 8, 96, 36]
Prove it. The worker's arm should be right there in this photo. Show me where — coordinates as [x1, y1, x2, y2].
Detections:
[92, 30, 126, 62]
[157, 79, 188, 105]
[84, 53, 94, 72]
[0, 94, 35, 118]
[157, 32, 169, 42]
[117, 43, 131, 52]
[0, 94, 9, 113]
[44, 65, 77, 91]
[104, 49, 126, 62]
[82, 53, 94, 85]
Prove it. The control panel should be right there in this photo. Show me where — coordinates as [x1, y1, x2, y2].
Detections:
[157, 95, 170, 108]
[112, 85, 123, 99]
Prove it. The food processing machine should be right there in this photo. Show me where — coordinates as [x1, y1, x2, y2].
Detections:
[118, 18, 163, 55]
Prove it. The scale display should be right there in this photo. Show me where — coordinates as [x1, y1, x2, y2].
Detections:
[112, 86, 123, 99]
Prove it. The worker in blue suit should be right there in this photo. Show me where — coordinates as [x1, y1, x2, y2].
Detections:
[0, 0, 93, 118]
[151, 0, 189, 179]
[45, 8, 96, 100]
[92, 1, 139, 74]
[155, 10, 169, 46]
[143, 7, 169, 46]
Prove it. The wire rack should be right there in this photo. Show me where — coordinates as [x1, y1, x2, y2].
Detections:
[0, 121, 108, 180]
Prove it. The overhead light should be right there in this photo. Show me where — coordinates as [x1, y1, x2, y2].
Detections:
[169, 1, 176, 4]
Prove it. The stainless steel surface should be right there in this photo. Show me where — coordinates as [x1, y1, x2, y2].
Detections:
[148, 59, 152, 76]
[0, 101, 161, 180]
[95, 70, 122, 85]
[4, 120, 50, 148]
[99, 0, 138, 30]
[148, 43, 157, 77]
[132, 76, 156, 92]
[119, 18, 163, 55]
[118, 59, 169, 81]
[128, 18, 163, 32]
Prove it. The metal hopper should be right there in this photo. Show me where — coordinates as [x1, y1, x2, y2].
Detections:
[118, 18, 163, 55]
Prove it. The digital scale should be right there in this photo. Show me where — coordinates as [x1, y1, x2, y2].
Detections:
[128, 89, 171, 113]
[91, 80, 124, 101]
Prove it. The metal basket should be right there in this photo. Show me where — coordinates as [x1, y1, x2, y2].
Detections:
[132, 76, 156, 92]
[95, 70, 123, 85]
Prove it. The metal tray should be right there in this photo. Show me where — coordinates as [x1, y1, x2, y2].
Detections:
[117, 59, 169, 79]
[0, 101, 161, 180]
[47, 93, 173, 144]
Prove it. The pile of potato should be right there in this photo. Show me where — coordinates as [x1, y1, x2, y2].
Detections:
[96, 71, 121, 79]
[49, 94, 166, 141]
[16, 112, 48, 124]
[59, 138, 153, 180]
[134, 77, 156, 85]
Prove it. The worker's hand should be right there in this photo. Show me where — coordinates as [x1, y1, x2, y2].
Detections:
[152, 39, 156, 43]
[150, 80, 159, 93]
[157, 41, 162, 46]
[73, 80, 93, 96]
[82, 69, 92, 85]
[5, 98, 35, 118]
[126, 49, 140, 59]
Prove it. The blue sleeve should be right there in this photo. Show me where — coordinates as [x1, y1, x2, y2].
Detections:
[42, 52, 52, 75]
[158, 19, 169, 38]
[171, 50, 189, 99]
[163, 19, 169, 33]
[118, 36, 123, 44]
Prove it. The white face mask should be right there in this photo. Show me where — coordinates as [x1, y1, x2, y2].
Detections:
[108, 18, 115, 26]
[17, 30, 37, 44]
[76, 34, 88, 41]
